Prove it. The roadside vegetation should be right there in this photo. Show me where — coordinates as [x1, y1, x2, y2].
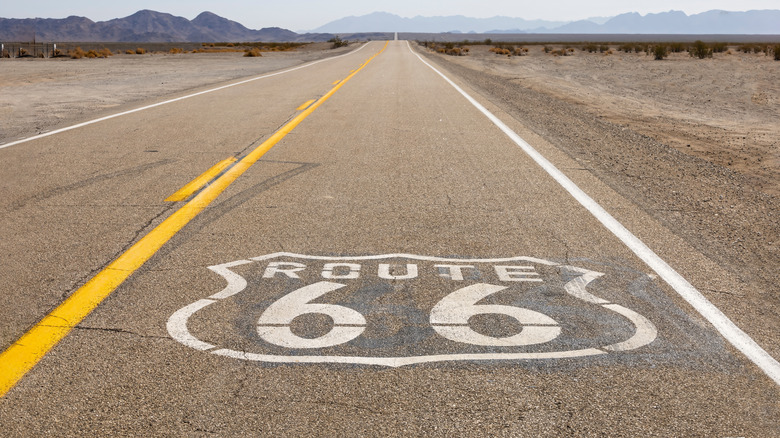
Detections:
[418, 39, 780, 61]
[328, 36, 349, 49]
[194, 42, 306, 53]
[244, 47, 262, 57]
[419, 41, 469, 56]
[690, 40, 713, 59]
[1, 41, 309, 59]
[653, 44, 668, 60]
[651, 44, 667, 60]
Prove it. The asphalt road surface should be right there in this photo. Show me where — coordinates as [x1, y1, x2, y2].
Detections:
[1, 41, 778, 436]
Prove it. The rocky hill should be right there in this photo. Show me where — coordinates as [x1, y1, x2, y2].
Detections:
[0, 10, 327, 42]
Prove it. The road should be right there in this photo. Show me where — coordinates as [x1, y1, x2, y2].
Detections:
[1, 40, 778, 435]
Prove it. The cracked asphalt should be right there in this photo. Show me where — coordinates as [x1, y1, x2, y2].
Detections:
[0, 41, 778, 436]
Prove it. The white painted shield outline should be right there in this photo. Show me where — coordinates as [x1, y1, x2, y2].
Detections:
[167, 253, 657, 367]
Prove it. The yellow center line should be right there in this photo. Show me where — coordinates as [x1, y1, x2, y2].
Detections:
[0, 40, 389, 398]
[296, 99, 316, 111]
[164, 157, 238, 202]
[332, 80, 342, 85]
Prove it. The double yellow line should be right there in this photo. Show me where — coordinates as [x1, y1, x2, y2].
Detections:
[0, 41, 389, 397]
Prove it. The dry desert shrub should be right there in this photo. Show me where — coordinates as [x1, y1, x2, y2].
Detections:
[583, 43, 598, 53]
[244, 47, 262, 57]
[711, 42, 728, 53]
[328, 36, 348, 48]
[192, 47, 244, 53]
[490, 46, 512, 56]
[169, 47, 185, 54]
[257, 42, 305, 52]
[690, 40, 713, 59]
[422, 41, 467, 56]
[774, 45, 780, 61]
[550, 48, 574, 56]
[135, 47, 147, 54]
[80, 48, 113, 59]
[740, 44, 765, 54]
[70, 47, 85, 59]
[512, 47, 528, 56]
[619, 43, 646, 53]
[653, 44, 668, 60]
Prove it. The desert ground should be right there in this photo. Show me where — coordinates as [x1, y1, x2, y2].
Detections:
[435, 44, 779, 196]
[0, 42, 348, 145]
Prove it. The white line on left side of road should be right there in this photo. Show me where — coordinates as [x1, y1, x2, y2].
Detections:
[0, 43, 369, 151]
[406, 41, 780, 386]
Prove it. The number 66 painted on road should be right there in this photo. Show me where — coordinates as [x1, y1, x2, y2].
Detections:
[257, 282, 366, 349]
[256, 281, 560, 348]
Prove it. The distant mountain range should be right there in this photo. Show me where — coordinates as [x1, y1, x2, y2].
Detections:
[1, 9, 778, 43]
[0, 10, 331, 42]
[313, 10, 780, 34]
[312, 12, 568, 34]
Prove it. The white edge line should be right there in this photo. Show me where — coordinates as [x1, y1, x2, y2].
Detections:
[0, 43, 370, 151]
[407, 41, 780, 385]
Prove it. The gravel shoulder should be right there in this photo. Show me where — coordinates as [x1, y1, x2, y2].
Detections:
[0, 43, 353, 145]
[447, 45, 780, 196]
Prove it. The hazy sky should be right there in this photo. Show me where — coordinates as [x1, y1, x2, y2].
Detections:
[3, 1, 778, 31]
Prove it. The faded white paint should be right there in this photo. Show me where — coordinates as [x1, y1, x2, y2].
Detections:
[167, 254, 658, 367]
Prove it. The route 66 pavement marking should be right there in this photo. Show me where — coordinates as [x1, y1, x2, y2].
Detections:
[168, 253, 657, 367]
